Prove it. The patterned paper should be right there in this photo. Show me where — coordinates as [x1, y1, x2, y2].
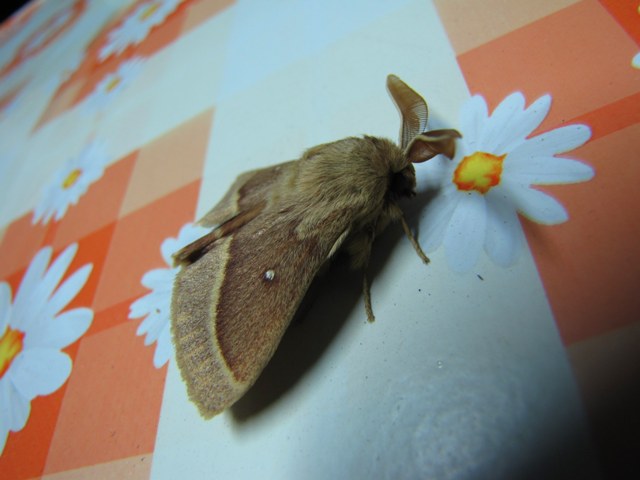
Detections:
[0, 0, 638, 478]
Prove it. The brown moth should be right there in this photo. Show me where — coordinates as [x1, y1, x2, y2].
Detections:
[171, 75, 461, 418]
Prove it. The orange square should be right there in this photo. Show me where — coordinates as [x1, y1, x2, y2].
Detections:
[42, 454, 152, 480]
[434, 0, 580, 55]
[568, 91, 640, 142]
[92, 180, 200, 312]
[66, 222, 117, 314]
[457, 0, 640, 132]
[43, 321, 166, 475]
[599, 0, 640, 43]
[0, 213, 52, 279]
[86, 298, 134, 339]
[120, 109, 212, 216]
[52, 152, 137, 250]
[33, 80, 84, 132]
[0, 381, 70, 479]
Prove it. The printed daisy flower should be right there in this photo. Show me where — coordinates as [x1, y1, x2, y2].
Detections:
[129, 223, 210, 368]
[32, 140, 109, 225]
[99, 0, 184, 61]
[419, 92, 594, 273]
[0, 244, 93, 455]
[83, 57, 144, 112]
[19, 5, 74, 59]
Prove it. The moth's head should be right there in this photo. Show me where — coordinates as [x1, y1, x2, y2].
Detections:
[389, 163, 417, 200]
[388, 129, 461, 200]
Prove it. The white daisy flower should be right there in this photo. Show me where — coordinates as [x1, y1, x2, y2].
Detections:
[129, 223, 211, 368]
[632, 52, 640, 69]
[83, 57, 144, 112]
[99, 0, 184, 61]
[32, 140, 109, 225]
[419, 92, 594, 273]
[0, 244, 93, 455]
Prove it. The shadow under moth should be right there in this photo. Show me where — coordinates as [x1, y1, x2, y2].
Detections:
[171, 75, 461, 418]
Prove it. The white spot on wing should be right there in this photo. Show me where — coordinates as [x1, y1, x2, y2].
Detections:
[264, 270, 275, 281]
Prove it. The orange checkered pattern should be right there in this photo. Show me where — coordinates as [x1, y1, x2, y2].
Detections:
[0, 0, 638, 478]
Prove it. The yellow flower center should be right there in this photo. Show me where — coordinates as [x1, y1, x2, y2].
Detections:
[139, 2, 161, 20]
[0, 327, 25, 378]
[453, 151, 506, 194]
[105, 75, 122, 92]
[62, 168, 82, 189]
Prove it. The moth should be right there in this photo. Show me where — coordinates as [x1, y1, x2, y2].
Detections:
[171, 75, 461, 418]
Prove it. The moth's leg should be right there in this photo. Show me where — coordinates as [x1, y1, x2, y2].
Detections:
[400, 214, 429, 264]
[345, 226, 376, 322]
[358, 227, 377, 323]
[362, 274, 375, 323]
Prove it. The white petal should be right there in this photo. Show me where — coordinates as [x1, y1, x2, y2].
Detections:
[443, 193, 487, 272]
[496, 95, 551, 153]
[0, 380, 11, 451]
[420, 191, 460, 252]
[481, 92, 525, 152]
[505, 183, 569, 225]
[0, 283, 12, 332]
[1, 378, 31, 450]
[25, 308, 93, 349]
[460, 95, 488, 150]
[53, 201, 70, 221]
[140, 268, 173, 290]
[137, 310, 159, 337]
[42, 206, 56, 224]
[153, 326, 172, 368]
[142, 312, 166, 345]
[484, 194, 524, 266]
[9, 349, 72, 399]
[505, 156, 595, 185]
[41, 244, 78, 299]
[32, 205, 44, 224]
[509, 124, 591, 159]
[45, 264, 92, 317]
[129, 293, 154, 319]
[13, 247, 52, 315]
[130, 289, 167, 318]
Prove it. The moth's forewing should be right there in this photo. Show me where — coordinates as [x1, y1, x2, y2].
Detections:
[171, 164, 353, 418]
